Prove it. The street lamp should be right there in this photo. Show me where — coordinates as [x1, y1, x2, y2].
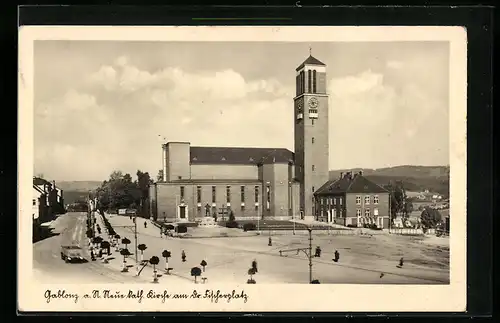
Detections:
[278, 226, 314, 283]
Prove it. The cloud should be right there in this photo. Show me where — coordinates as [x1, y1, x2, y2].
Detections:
[386, 60, 403, 69]
[35, 56, 293, 180]
[328, 70, 448, 169]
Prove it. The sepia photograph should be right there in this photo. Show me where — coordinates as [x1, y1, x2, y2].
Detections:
[19, 26, 467, 312]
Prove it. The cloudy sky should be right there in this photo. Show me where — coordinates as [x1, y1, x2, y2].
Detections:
[33, 40, 449, 181]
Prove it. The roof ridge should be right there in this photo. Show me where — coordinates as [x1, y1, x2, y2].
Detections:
[315, 178, 338, 194]
[191, 146, 291, 150]
[33, 184, 45, 194]
[346, 175, 357, 192]
[371, 179, 389, 192]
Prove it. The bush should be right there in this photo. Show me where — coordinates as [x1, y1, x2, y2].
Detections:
[225, 221, 239, 228]
[347, 224, 357, 228]
[243, 223, 256, 232]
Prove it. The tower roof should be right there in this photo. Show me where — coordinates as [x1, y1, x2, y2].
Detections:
[296, 55, 326, 71]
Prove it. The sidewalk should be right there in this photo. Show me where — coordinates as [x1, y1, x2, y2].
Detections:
[94, 212, 189, 285]
[290, 218, 351, 230]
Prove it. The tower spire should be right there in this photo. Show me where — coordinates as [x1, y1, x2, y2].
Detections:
[309, 46, 312, 56]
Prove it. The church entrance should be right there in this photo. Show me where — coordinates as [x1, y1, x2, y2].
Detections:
[178, 205, 187, 219]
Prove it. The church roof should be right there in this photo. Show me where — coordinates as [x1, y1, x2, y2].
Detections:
[314, 172, 388, 195]
[190, 146, 295, 165]
[296, 55, 326, 71]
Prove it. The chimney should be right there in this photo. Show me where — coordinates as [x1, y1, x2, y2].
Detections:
[359, 170, 363, 176]
[340, 172, 343, 179]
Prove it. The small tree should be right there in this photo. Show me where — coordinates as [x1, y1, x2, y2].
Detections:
[120, 248, 131, 272]
[162, 250, 171, 273]
[191, 267, 202, 284]
[200, 260, 207, 272]
[251, 259, 258, 273]
[247, 268, 256, 284]
[92, 236, 103, 254]
[101, 241, 111, 255]
[420, 207, 442, 229]
[138, 244, 147, 262]
[150, 256, 160, 283]
[122, 237, 131, 249]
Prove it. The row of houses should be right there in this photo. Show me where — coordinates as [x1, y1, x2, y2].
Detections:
[32, 177, 65, 226]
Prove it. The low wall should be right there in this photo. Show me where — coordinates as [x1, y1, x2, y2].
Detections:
[389, 228, 424, 235]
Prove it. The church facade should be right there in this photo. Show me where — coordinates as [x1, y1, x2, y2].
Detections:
[149, 54, 334, 223]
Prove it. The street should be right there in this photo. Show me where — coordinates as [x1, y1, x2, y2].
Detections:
[32, 212, 149, 284]
[32, 212, 449, 285]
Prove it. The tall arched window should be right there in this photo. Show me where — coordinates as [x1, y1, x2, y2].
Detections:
[301, 71, 305, 94]
[296, 75, 300, 95]
[313, 70, 317, 93]
[308, 70, 312, 93]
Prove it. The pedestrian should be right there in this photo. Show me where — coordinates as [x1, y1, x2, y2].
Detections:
[98, 248, 103, 258]
[90, 249, 95, 261]
[333, 250, 339, 263]
[181, 250, 186, 262]
[315, 246, 322, 258]
[251, 259, 258, 273]
[268, 237, 272, 246]
[144, 221, 147, 228]
[399, 257, 404, 268]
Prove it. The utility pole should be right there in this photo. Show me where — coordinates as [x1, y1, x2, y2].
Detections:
[279, 226, 314, 283]
[134, 210, 138, 263]
[308, 227, 312, 283]
[113, 210, 139, 264]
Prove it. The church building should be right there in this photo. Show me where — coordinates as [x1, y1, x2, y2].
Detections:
[149, 53, 388, 228]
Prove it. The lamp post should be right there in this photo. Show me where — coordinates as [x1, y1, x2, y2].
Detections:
[134, 210, 138, 264]
[278, 226, 314, 283]
[308, 227, 312, 283]
[113, 211, 138, 265]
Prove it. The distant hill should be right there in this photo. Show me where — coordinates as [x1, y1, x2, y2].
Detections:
[329, 166, 450, 197]
[63, 191, 91, 205]
[56, 181, 102, 192]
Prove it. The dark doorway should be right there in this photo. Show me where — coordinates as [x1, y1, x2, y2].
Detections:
[179, 206, 186, 219]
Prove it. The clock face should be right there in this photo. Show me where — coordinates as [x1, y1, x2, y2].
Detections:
[308, 97, 319, 108]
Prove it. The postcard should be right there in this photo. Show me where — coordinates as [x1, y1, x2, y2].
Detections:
[18, 25, 467, 312]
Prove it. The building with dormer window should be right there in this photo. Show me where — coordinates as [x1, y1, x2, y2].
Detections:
[314, 171, 391, 229]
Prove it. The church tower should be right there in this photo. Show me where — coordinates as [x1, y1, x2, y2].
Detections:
[293, 53, 329, 221]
